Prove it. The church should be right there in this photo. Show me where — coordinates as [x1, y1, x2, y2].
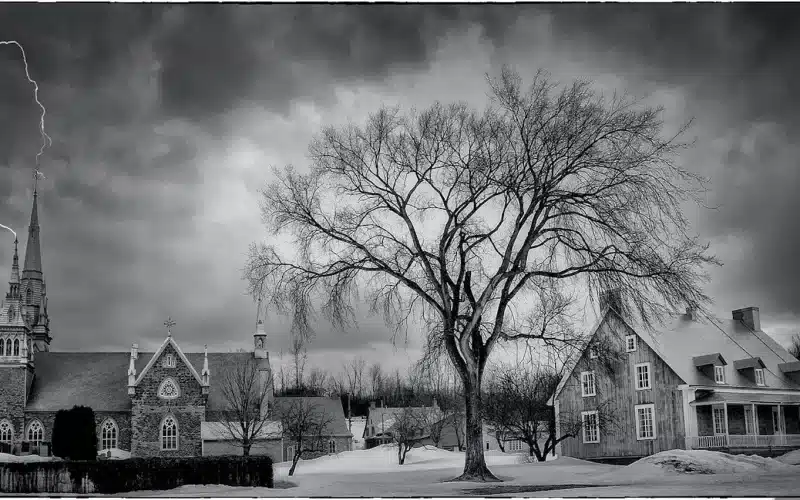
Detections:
[0, 189, 351, 459]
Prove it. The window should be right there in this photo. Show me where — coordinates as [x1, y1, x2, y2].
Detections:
[0, 420, 13, 443]
[582, 411, 599, 443]
[101, 419, 118, 450]
[27, 420, 44, 445]
[755, 368, 766, 386]
[508, 440, 523, 452]
[635, 404, 656, 440]
[589, 346, 599, 359]
[4, 339, 10, 356]
[162, 354, 176, 368]
[712, 407, 726, 435]
[158, 377, 180, 400]
[8, 307, 14, 322]
[714, 365, 726, 384]
[286, 445, 295, 461]
[635, 363, 652, 390]
[13, 339, 19, 357]
[625, 335, 637, 352]
[161, 415, 178, 450]
[744, 407, 754, 435]
[581, 371, 596, 397]
[328, 439, 336, 454]
[26, 289, 32, 304]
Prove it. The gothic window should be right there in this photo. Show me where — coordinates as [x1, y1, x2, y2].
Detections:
[27, 420, 43, 445]
[161, 415, 178, 450]
[100, 419, 118, 450]
[4, 338, 10, 356]
[13, 339, 19, 357]
[158, 377, 180, 400]
[7, 307, 13, 321]
[0, 420, 13, 443]
[26, 289, 32, 304]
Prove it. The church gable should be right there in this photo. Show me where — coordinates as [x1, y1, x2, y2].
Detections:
[132, 342, 205, 407]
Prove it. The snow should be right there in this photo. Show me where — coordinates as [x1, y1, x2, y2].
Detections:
[0, 452, 60, 463]
[124, 447, 800, 498]
[777, 448, 800, 465]
[98, 448, 132, 460]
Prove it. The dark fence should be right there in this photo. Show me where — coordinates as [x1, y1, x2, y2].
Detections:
[0, 455, 274, 494]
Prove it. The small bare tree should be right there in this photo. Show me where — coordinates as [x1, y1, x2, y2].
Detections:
[344, 357, 367, 399]
[246, 67, 718, 480]
[290, 334, 308, 390]
[275, 398, 336, 476]
[369, 363, 385, 398]
[390, 407, 430, 465]
[307, 368, 329, 396]
[217, 356, 274, 456]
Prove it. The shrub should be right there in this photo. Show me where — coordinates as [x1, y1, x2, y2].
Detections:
[0, 455, 274, 494]
[50, 406, 97, 461]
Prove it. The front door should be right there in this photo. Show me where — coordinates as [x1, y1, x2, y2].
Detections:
[286, 445, 295, 461]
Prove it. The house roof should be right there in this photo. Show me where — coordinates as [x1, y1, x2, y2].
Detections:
[552, 308, 800, 403]
[26, 351, 270, 412]
[271, 396, 352, 437]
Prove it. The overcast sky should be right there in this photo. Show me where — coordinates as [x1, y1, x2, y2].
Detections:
[0, 4, 798, 376]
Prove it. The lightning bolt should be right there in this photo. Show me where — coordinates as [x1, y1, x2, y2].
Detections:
[0, 224, 16, 240]
[0, 40, 52, 166]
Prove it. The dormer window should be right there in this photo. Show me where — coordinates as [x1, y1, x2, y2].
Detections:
[162, 354, 176, 368]
[755, 368, 766, 386]
[714, 365, 726, 384]
[625, 335, 637, 352]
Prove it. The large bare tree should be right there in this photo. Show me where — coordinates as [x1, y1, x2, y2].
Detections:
[217, 356, 274, 456]
[245, 68, 718, 480]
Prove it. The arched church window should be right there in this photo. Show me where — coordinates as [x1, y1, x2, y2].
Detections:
[4, 339, 10, 357]
[26, 289, 32, 304]
[100, 419, 118, 450]
[157, 377, 180, 400]
[160, 415, 178, 450]
[27, 420, 43, 445]
[13, 339, 19, 356]
[0, 420, 13, 443]
[7, 307, 14, 322]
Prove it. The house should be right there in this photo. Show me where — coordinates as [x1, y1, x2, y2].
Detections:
[482, 423, 554, 456]
[362, 401, 443, 449]
[552, 290, 800, 462]
[271, 396, 353, 461]
[0, 189, 351, 460]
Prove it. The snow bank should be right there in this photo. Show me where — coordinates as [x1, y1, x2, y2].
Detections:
[605, 449, 795, 481]
[98, 448, 132, 460]
[776, 449, 800, 465]
[0, 452, 61, 463]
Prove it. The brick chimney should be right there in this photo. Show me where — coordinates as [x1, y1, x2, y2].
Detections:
[733, 307, 760, 332]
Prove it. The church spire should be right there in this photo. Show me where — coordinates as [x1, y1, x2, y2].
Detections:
[7, 238, 20, 299]
[22, 189, 42, 277]
[20, 184, 51, 352]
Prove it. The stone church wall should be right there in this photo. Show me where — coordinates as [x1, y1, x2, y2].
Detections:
[0, 366, 32, 446]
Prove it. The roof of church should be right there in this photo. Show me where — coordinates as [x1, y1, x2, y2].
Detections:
[25, 351, 269, 412]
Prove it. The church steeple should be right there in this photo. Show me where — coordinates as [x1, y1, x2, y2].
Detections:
[6, 238, 20, 300]
[20, 186, 51, 352]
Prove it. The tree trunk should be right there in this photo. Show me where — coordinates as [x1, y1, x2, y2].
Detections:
[288, 451, 300, 476]
[451, 380, 499, 482]
[243, 442, 251, 457]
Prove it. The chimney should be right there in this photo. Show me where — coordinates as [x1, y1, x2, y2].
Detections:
[733, 307, 760, 332]
[686, 304, 697, 321]
[599, 288, 622, 313]
[128, 344, 138, 395]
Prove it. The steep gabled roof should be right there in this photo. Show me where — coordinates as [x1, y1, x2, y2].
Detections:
[552, 307, 800, 404]
[133, 336, 205, 387]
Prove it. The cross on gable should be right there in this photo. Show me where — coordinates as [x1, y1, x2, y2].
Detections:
[164, 317, 176, 337]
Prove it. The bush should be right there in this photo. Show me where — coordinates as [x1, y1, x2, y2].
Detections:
[50, 406, 97, 460]
[0, 455, 274, 494]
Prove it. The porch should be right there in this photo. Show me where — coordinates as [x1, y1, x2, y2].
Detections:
[686, 392, 800, 451]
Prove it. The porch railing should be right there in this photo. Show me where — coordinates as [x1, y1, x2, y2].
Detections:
[687, 434, 800, 449]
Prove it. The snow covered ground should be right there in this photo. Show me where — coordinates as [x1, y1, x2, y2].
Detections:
[112, 447, 800, 497]
[0, 452, 60, 463]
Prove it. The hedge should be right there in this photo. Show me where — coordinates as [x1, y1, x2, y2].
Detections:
[0, 455, 274, 494]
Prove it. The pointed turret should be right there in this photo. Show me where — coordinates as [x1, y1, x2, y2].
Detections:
[6, 238, 19, 300]
[201, 344, 210, 388]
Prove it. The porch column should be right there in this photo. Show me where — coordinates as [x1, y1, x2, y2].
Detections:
[723, 402, 729, 445]
[753, 404, 759, 435]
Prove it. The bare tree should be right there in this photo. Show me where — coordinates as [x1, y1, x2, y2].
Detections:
[344, 357, 366, 398]
[246, 68, 718, 480]
[389, 407, 430, 465]
[369, 363, 385, 398]
[217, 356, 274, 456]
[307, 367, 329, 396]
[790, 334, 800, 361]
[274, 398, 337, 476]
[290, 334, 308, 390]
